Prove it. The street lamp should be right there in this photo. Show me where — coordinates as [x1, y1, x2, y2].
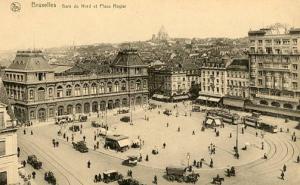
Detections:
[235, 120, 239, 159]
[186, 153, 190, 167]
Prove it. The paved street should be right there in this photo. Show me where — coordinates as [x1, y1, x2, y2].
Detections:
[17, 101, 300, 185]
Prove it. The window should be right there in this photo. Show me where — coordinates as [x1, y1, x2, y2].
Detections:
[293, 64, 298, 70]
[114, 82, 119, 92]
[99, 83, 105, 93]
[293, 73, 298, 79]
[107, 82, 112, 93]
[258, 63, 263, 67]
[274, 39, 281, 45]
[56, 86, 63, 98]
[282, 39, 290, 45]
[136, 80, 142, 90]
[29, 90, 34, 99]
[0, 112, 4, 129]
[75, 84, 81, 96]
[91, 83, 97, 94]
[259, 71, 263, 76]
[66, 85, 72, 96]
[258, 79, 263, 86]
[258, 40, 263, 45]
[143, 79, 147, 88]
[292, 39, 297, 45]
[83, 84, 89, 95]
[293, 82, 298, 89]
[0, 171, 7, 185]
[48, 88, 53, 97]
[49, 108, 54, 117]
[30, 111, 35, 119]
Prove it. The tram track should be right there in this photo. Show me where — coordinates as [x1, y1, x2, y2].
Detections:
[19, 135, 85, 185]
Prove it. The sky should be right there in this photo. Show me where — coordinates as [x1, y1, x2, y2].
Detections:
[0, 0, 300, 50]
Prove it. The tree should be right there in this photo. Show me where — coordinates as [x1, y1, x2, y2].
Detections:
[189, 83, 200, 100]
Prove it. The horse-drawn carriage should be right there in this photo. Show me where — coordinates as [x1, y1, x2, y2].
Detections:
[27, 155, 42, 169]
[72, 141, 89, 153]
[103, 170, 123, 183]
[165, 166, 199, 183]
[44, 171, 56, 185]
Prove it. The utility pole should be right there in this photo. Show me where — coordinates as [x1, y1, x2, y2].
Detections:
[236, 121, 239, 159]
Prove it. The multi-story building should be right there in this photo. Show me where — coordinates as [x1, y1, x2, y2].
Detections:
[0, 80, 18, 185]
[149, 62, 200, 101]
[2, 49, 149, 123]
[223, 58, 250, 109]
[248, 28, 300, 118]
[197, 58, 229, 106]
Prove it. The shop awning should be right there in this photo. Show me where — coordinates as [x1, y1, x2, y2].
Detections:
[215, 119, 222, 125]
[206, 119, 213, 125]
[197, 96, 220, 102]
[173, 95, 189, 100]
[156, 94, 164, 99]
[118, 139, 131, 148]
[152, 94, 158, 98]
[223, 97, 245, 108]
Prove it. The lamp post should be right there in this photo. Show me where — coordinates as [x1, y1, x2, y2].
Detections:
[235, 120, 239, 159]
[187, 153, 190, 167]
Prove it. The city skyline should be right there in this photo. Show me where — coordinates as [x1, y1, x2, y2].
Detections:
[0, 0, 300, 50]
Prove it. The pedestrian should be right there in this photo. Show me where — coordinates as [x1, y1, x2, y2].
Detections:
[263, 153, 267, 159]
[17, 147, 20, 157]
[97, 141, 99, 149]
[153, 175, 157, 184]
[23, 160, 26, 167]
[229, 133, 232, 138]
[83, 136, 86, 141]
[193, 160, 196, 166]
[63, 133, 66, 138]
[283, 164, 287, 172]
[56, 141, 59, 147]
[281, 171, 285, 180]
[87, 160, 91, 168]
[66, 136, 69, 142]
[163, 143, 166, 149]
[80, 124, 83, 129]
[32, 171, 36, 179]
[297, 155, 300, 163]
[242, 128, 244, 134]
[178, 127, 180, 132]
[94, 174, 98, 183]
[94, 145, 96, 150]
[256, 132, 258, 137]
[192, 130, 195, 135]
[31, 130, 33, 135]
[146, 154, 149, 161]
[52, 139, 56, 147]
[199, 160, 202, 168]
[287, 128, 290, 133]
[294, 137, 297, 142]
[94, 135, 96, 141]
[23, 129, 26, 135]
[72, 135, 74, 142]
[98, 173, 102, 182]
[210, 159, 213, 168]
[166, 123, 169, 127]
[261, 142, 264, 150]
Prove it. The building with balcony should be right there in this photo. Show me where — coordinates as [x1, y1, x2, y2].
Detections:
[148, 62, 200, 102]
[197, 58, 229, 106]
[0, 80, 18, 185]
[248, 28, 300, 118]
[2, 49, 149, 123]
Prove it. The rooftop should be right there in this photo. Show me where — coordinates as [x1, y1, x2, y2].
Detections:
[112, 49, 147, 67]
[227, 58, 249, 71]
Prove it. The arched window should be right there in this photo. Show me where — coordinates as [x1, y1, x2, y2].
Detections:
[75, 84, 81, 96]
[57, 86, 63, 98]
[92, 101, 98, 112]
[136, 79, 142, 90]
[283, 103, 293, 109]
[58, 106, 64, 116]
[260, 100, 268, 105]
[271, 102, 280, 107]
[143, 79, 147, 88]
[115, 99, 120, 108]
[37, 87, 45, 101]
[83, 84, 89, 95]
[75, 104, 82, 113]
[99, 82, 105, 93]
[114, 81, 120, 92]
[136, 96, 142, 105]
[84, 102, 90, 113]
[108, 100, 114, 109]
[67, 105, 73, 114]
[29, 89, 34, 99]
[122, 98, 128, 107]
[107, 82, 112, 93]
[121, 80, 126, 91]
[66, 85, 72, 97]
[100, 101, 106, 111]
[91, 83, 97, 94]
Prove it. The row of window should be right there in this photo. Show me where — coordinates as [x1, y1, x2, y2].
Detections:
[28, 80, 147, 100]
[5, 73, 24, 81]
[252, 39, 298, 45]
